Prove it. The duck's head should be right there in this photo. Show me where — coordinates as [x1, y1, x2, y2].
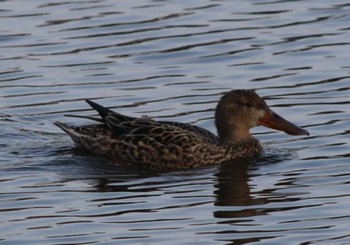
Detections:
[215, 89, 309, 144]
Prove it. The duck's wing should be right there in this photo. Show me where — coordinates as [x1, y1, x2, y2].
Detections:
[85, 100, 156, 136]
[85, 99, 137, 124]
[57, 99, 138, 130]
[86, 100, 218, 143]
[158, 121, 218, 144]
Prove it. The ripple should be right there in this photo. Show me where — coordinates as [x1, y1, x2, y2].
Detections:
[1, 0, 350, 244]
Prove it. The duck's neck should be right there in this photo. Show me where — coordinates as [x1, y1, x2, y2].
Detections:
[218, 128, 255, 145]
[216, 119, 253, 144]
[215, 117, 262, 155]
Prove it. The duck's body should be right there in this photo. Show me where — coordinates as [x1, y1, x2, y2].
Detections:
[55, 89, 308, 170]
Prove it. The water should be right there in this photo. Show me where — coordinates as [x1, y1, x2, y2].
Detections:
[1, 0, 350, 244]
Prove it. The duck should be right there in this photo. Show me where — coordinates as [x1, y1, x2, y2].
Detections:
[55, 89, 309, 170]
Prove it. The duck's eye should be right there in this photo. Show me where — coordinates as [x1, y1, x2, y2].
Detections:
[237, 102, 254, 108]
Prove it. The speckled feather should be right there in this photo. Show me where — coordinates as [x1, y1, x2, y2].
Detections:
[55, 90, 308, 170]
[55, 116, 261, 170]
[55, 99, 262, 169]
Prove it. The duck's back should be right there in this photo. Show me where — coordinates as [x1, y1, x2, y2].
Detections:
[56, 116, 227, 170]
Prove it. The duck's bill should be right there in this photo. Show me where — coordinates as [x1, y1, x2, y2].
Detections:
[258, 110, 309, 136]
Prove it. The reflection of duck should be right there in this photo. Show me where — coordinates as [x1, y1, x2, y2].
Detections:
[55, 89, 309, 170]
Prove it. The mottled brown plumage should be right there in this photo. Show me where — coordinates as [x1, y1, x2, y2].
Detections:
[55, 89, 309, 170]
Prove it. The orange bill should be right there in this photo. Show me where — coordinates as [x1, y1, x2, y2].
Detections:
[258, 110, 309, 136]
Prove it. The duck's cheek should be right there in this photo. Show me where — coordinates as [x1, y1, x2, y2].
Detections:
[254, 110, 266, 126]
[257, 109, 266, 118]
[249, 110, 265, 127]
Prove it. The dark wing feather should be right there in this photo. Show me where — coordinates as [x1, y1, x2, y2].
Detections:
[85, 99, 137, 124]
[86, 100, 218, 144]
[85, 99, 142, 136]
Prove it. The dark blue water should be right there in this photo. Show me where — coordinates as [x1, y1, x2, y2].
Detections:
[1, 0, 350, 244]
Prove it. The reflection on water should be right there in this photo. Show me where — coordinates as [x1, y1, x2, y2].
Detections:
[1, 0, 350, 244]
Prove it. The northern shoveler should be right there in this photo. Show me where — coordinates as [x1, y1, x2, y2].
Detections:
[55, 89, 309, 170]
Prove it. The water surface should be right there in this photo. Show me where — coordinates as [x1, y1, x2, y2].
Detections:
[1, 0, 350, 244]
